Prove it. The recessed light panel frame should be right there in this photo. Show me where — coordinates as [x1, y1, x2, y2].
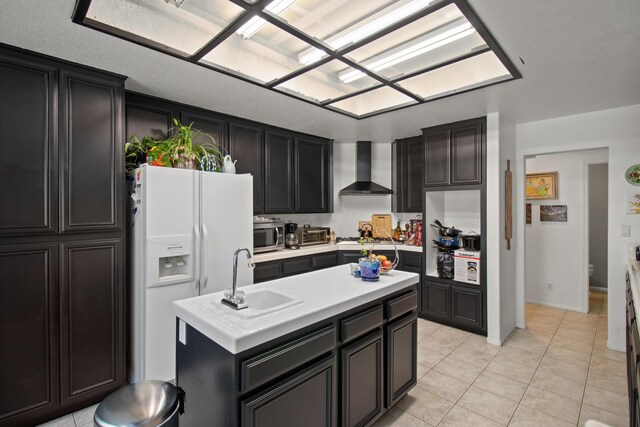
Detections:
[72, 0, 521, 119]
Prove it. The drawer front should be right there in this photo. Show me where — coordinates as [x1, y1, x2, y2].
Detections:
[386, 290, 418, 322]
[254, 262, 282, 283]
[340, 305, 383, 344]
[402, 253, 422, 268]
[241, 326, 336, 393]
[312, 252, 338, 270]
[282, 257, 311, 276]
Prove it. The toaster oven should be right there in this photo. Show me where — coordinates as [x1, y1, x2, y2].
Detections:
[295, 225, 330, 247]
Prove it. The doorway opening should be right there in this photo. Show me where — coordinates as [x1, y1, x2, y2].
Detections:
[588, 162, 608, 312]
[523, 148, 608, 314]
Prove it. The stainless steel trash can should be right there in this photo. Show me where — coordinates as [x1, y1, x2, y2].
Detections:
[94, 381, 182, 427]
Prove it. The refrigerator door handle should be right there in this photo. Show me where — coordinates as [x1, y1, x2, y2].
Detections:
[201, 223, 209, 292]
[193, 223, 201, 295]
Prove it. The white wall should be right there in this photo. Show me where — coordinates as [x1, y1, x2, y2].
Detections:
[515, 104, 640, 351]
[589, 163, 609, 289]
[486, 113, 518, 345]
[524, 149, 608, 311]
[280, 141, 420, 237]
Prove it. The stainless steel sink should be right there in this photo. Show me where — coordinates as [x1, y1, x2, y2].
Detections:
[221, 289, 303, 319]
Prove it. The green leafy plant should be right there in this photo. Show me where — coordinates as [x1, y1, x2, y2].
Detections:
[358, 237, 376, 259]
[123, 118, 226, 173]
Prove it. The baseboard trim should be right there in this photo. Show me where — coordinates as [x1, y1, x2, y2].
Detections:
[525, 299, 584, 313]
[590, 286, 608, 292]
[608, 341, 625, 352]
[486, 325, 517, 347]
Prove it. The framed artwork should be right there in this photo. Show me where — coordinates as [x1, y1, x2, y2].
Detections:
[540, 205, 567, 222]
[526, 172, 558, 200]
[627, 192, 640, 214]
[526, 203, 532, 224]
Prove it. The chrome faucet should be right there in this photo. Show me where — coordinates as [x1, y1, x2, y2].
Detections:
[221, 248, 255, 310]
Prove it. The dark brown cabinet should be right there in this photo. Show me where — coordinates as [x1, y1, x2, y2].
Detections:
[422, 281, 451, 320]
[0, 46, 126, 426]
[422, 280, 484, 333]
[386, 314, 418, 407]
[242, 357, 337, 427]
[451, 286, 483, 329]
[60, 70, 124, 233]
[392, 136, 423, 213]
[180, 109, 227, 152]
[0, 243, 59, 425]
[264, 129, 293, 214]
[0, 54, 57, 236]
[60, 239, 125, 406]
[341, 331, 384, 427]
[295, 136, 332, 213]
[423, 117, 484, 187]
[229, 121, 264, 214]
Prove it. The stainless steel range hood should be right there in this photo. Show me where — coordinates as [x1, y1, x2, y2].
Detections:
[339, 141, 393, 195]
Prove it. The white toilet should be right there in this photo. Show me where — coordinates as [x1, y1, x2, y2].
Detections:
[589, 264, 595, 277]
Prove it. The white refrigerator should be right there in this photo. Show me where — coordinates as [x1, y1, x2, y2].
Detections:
[131, 165, 253, 383]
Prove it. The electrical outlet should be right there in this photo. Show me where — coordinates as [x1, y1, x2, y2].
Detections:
[621, 225, 631, 237]
[547, 282, 553, 290]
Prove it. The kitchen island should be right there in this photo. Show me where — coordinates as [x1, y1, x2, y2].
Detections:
[173, 265, 419, 427]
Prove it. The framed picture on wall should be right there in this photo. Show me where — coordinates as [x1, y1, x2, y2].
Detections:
[540, 205, 568, 222]
[526, 172, 558, 200]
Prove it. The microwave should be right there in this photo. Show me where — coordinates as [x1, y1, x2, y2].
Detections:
[253, 221, 284, 253]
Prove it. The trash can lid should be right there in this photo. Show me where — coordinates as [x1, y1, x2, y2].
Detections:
[94, 381, 178, 427]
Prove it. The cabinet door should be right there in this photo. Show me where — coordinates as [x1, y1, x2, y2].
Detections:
[422, 281, 450, 319]
[241, 356, 336, 427]
[0, 55, 58, 236]
[451, 286, 483, 330]
[0, 244, 59, 424]
[385, 314, 417, 407]
[341, 331, 384, 427]
[229, 121, 263, 214]
[391, 140, 403, 213]
[294, 137, 331, 213]
[60, 239, 125, 405]
[403, 136, 424, 212]
[180, 109, 227, 153]
[254, 261, 282, 283]
[60, 71, 124, 233]
[423, 128, 450, 187]
[126, 101, 173, 141]
[264, 130, 293, 214]
[450, 119, 483, 185]
[339, 251, 362, 265]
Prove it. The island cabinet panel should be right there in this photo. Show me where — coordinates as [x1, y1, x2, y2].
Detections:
[264, 130, 293, 214]
[294, 136, 331, 213]
[0, 244, 59, 425]
[60, 70, 124, 233]
[385, 313, 418, 407]
[60, 239, 125, 404]
[241, 356, 337, 427]
[229, 121, 264, 214]
[341, 331, 384, 427]
[0, 55, 57, 236]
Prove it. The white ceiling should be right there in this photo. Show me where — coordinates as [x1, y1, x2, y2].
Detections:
[1, 0, 639, 143]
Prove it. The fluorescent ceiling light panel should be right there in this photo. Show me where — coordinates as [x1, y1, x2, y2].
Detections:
[298, 0, 433, 66]
[236, 0, 296, 39]
[339, 21, 475, 83]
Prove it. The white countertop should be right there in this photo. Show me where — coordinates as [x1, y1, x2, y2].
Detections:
[173, 265, 419, 354]
[254, 241, 423, 263]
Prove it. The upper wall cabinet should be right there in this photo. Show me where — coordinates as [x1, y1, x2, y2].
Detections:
[423, 117, 485, 188]
[229, 121, 264, 214]
[264, 129, 294, 214]
[60, 70, 124, 233]
[294, 136, 332, 214]
[392, 136, 423, 213]
[180, 109, 228, 153]
[126, 94, 177, 141]
[0, 54, 58, 236]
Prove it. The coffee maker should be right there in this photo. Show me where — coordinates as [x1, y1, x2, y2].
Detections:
[285, 223, 300, 250]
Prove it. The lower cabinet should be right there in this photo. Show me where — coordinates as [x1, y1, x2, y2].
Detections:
[341, 331, 384, 427]
[386, 314, 418, 407]
[626, 273, 639, 427]
[421, 280, 484, 333]
[241, 356, 337, 427]
[254, 252, 338, 283]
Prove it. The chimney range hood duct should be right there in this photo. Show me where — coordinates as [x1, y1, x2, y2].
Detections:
[339, 141, 393, 195]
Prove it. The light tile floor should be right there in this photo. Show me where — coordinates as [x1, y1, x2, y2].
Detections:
[374, 290, 628, 427]
[41, 292, 626, 427]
